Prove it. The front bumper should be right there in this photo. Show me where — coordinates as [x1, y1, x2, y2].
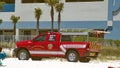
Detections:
[13, 48, 19, 57]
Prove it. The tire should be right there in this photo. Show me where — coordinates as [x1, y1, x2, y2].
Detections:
[79, 57, 90, 62]
[32, 57, 42, 61]
[66, 50, 79, 62]
[18, 49, 29, 60]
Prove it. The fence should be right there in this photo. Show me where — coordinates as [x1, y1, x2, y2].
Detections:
[0, 35, 35, 48]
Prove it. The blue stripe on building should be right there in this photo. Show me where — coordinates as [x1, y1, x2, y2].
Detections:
[0, 21, 107, 29]
[0, 21, 120, 40]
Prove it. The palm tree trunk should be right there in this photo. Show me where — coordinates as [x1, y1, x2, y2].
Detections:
[51, 6, 54, 32]
[36, 20, 39, 35]
[14, 23, 16, 43]
[0, 5, 3, 11]
[58, 12, 61, 32]
[14, 24, 16, 35]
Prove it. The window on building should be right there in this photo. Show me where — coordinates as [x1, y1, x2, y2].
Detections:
[66, 0, 104, 2]
[0, 31, 3, 35]
[24, 30, 31, 35]
[1, 0, 15, 4]
[4, 30, 13, 35]
[0, 0, 15, 12]
[22, 0, 45, 3]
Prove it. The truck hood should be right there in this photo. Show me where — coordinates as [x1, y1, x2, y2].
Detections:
[16, 40, 33, 47]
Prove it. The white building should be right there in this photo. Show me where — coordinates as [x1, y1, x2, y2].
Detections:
[0, 0, 108, 21]
[0, 0, 120, 40]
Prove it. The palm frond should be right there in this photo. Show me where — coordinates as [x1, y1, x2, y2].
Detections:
[55, 3, 64, 12]
[10, 15, 20, 24]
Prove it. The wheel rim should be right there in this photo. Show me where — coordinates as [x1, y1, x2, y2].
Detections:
[68, 53, 76, 61]
[19, 52, 27, 60]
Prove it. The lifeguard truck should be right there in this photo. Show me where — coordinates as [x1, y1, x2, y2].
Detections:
[14, 29, 108, 62]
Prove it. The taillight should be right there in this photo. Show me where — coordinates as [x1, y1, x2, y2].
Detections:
[86, 43, 90, 51]
[89, 42, 101, 51]
[87, 48, 90, 50]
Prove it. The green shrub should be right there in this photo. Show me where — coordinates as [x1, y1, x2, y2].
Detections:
[0, 42, 15, 49]
[100, 46, 120, 60]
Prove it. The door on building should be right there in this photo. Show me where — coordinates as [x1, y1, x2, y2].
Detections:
[4, 30, 13, 42]
[23, 30, 31, 40]
[24, 30, 31, 35]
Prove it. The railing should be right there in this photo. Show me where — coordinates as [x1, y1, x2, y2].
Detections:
[15, 35, 35, 41]
[0, 35, 35, 48]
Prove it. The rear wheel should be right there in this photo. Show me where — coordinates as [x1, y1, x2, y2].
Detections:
[79, 57, 90, 62]
[66, 50, 79, 62]
[18, 49, 29, 60]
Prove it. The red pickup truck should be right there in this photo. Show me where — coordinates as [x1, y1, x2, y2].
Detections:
[14, 32, 100, 62]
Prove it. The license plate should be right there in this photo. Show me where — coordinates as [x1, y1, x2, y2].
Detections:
[90, 53, 95, 56]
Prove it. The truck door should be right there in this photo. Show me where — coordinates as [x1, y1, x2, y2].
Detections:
[47, 34, 66, 56]
[30, 34, 59, 57]
[43, 34, 60, 57]
[30, 34, 47, 55]
[47, 34, 59, 51]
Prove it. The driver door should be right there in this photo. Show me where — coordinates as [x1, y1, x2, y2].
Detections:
[30, 34, 47, 55]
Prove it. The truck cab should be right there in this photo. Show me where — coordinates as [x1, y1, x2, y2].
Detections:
[14, 31, 100, 62]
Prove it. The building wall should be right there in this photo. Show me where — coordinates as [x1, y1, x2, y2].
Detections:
[0, 0, 120, 40]
[0, 0, 109, 21]
[1, 0, 120, 21]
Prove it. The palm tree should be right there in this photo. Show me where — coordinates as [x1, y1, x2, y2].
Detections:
[0, 1, 5, 11]
[35, 8, 42, 35]
[0, 19, 2, 35]
[10, 15, 20, 36]
[55, 3, 64, 32]
[0, 19, 2, 24]
[44, 0, 59, 32]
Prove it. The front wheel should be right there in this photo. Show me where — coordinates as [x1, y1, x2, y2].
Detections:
[66, 50, 79, 62]
[18, 49, 29, 60]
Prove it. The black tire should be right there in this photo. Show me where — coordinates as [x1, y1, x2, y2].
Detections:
[66, 50, 79, 62]
[32, 57, 42, 61]
[18, 49, 29, 60]
[79, 57, 90, 62]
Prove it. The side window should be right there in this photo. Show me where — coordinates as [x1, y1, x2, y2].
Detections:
[35, 35, 46, 41]
[61, 35, 72, 42]
[49, 35, 56, 41]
